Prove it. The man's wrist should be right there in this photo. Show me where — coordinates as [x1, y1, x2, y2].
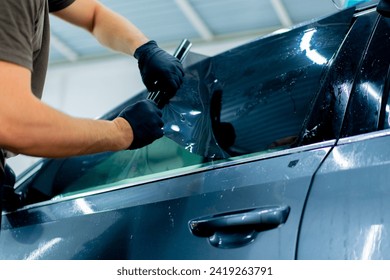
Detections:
[131, 37, 150, 56]
[134, 40, 158, 60]
[112, 117, 134, 150]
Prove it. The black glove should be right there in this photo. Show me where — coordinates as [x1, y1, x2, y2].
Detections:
[134, 40, 184, 101]
[118, 100, 164, 150]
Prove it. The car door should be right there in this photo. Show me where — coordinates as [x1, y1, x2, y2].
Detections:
[297, 8, 390, 259]
[0, 8, 356, 260]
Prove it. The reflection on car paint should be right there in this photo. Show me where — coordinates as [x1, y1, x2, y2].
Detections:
[72, 198, 95, 215]
[360, 224, 384, 260]
[300, 29, 328, 65]
[25, 237, 63, 260]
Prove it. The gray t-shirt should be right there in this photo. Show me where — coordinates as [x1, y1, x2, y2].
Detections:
[0, 0, 75, 175]
[0, 0, 75, 97]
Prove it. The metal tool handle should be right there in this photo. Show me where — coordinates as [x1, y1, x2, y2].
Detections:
[147, 39, 192, 106]
[172, 38, 193, 62]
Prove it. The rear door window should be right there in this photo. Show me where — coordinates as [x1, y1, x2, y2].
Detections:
[211, 19, 344, 155]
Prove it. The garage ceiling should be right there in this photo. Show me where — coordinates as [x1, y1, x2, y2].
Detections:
[49, 0, 339, 64]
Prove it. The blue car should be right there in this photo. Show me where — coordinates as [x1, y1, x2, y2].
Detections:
[1, 1, 390, 260]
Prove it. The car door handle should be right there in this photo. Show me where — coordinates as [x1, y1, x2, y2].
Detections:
[188, 206, 290, 248]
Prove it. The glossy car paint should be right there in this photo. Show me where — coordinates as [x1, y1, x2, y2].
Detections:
[297, 132, 390, 259]
[0, 144, 331, 259]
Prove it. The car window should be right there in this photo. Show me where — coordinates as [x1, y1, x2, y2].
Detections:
[175, 9, 354, 157]
[49, 137, 205, 197]
[212, 26, 340, 155]
[23, 8, 355, 203]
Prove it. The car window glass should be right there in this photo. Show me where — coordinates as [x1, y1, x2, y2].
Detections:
[50, 137, 205, 197]
[213, 24, 341, 155]
[162, 8, 355, 158]
[24, 9, 355, 202]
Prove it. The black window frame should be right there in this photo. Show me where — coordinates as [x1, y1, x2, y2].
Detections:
[340, 12, 390, 137]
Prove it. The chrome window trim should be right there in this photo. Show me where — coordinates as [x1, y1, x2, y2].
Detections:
[337, 129, 390, 145]
[354, 6, 377, 17]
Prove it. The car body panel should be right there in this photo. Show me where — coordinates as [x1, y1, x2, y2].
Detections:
[297, 132, 390, 259]
[0, 145, 331, 259]
[297, 11, 390, 259]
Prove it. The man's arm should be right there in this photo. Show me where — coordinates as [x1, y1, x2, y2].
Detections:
[0, 61, 133, 157]
[52, 0, 149, 55]
[53, 0, 185, 98]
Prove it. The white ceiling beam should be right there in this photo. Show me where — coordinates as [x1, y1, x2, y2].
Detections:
[174, 0, 214, 41]
[270, 0, 293, 27]
[50, 34, 79, 62]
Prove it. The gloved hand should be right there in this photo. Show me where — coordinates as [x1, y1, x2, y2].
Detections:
[118, 100, 164, 150]
[134, 40, 184, 103]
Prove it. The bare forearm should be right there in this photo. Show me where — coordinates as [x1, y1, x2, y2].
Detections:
[0, 93, 132, 158]
[53, 0, 149, 56]
[91, 4, 149, 55]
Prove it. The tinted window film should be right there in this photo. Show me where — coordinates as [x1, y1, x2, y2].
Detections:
[161, 8, 355, 158]
[208, 8, 354, 156]
[342, 15, 390, 136]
